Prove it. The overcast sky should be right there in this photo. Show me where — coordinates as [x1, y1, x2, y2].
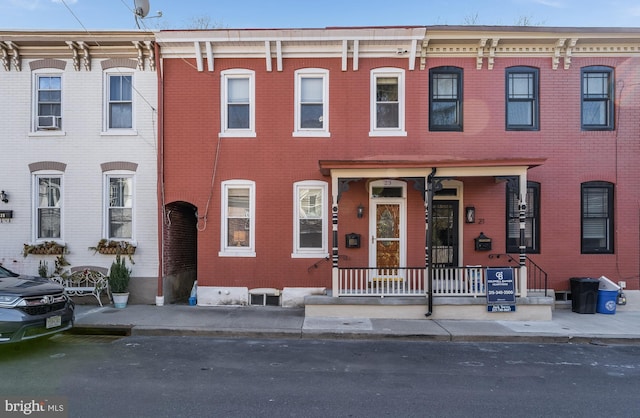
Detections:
[1, 0, 639, 30]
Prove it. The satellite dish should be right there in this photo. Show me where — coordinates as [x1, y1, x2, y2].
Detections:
[133, 0, 162, 28]
[134, 0, 150, 18]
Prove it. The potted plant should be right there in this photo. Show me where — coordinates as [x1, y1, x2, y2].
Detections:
[109, 253, 131, 308]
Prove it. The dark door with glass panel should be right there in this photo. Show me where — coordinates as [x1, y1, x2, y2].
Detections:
[432, 201, 458, 267]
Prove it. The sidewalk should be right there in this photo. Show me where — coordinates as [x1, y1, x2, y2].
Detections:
[72, 294, 640, 344]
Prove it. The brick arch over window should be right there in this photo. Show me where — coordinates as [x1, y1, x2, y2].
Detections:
[29, 59, 66, 71]
[101, 59, 137, 70]
[101, 162, 138, 172]
[29, 161, 67, 172]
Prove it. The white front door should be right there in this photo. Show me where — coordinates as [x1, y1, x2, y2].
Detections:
[369, 180, 406, 280]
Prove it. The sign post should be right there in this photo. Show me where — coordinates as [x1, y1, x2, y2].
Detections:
[485, 267, 516, 312]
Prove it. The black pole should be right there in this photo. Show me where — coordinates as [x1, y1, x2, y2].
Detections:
[425, 168, 436, 317]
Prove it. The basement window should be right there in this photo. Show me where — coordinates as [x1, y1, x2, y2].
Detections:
[249, 288, 281, 306]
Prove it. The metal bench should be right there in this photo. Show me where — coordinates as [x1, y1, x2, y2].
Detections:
[51, 266, 111, 306]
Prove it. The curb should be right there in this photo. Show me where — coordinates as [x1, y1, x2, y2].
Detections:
[68, 324, 640, 345]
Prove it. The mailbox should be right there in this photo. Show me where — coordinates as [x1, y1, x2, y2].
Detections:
[345, 233, 361, 248]
[474, 232, 492, 251]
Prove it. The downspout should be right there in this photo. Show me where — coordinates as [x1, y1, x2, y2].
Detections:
[425, 167, 436, 317]
[155, 41, 165, 305]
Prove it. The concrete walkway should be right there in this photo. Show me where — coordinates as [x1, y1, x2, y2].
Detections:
[73, 292, 640, 344]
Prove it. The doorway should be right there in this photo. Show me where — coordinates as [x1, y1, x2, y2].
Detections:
[431, 200, 459, 267]
[369, 180, 406, 278]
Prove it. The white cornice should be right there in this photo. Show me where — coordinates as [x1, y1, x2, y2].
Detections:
[157, 26, 640, 72]
[157, 27, 427, 72]
[0, 31, 155, 71]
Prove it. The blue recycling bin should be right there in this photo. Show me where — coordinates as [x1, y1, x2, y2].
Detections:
[596, 289, 618, 314]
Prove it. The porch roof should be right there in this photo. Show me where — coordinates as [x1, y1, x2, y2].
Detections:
[318, 155, 546, 176]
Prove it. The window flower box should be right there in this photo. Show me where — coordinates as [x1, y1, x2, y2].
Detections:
[89, 240, 136, 262]
[97, 246, 136, 255]
[23, 241, 67, 257]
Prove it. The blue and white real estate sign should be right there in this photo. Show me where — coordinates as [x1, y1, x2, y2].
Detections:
[486, 268, 516, 312]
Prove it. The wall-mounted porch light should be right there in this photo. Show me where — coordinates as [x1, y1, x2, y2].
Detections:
[0, 191, 7, 204]
[357, 204, 365, 219]
[465, 206, 475, 223]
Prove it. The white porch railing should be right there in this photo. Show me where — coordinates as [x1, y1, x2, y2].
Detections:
[337, 266, 520, 297]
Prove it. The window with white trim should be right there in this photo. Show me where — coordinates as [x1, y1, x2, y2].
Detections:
[105, 71, 134, 130]
[293, 181, 328, 257]
[370, 68, 406, 136]
[220, 180, 256, 257]
[294, 69, 329, 137]
[34, 73, 62, 131]
[33, 174, 63, 241]
[104, 174, 134, 240]
[221, 69, 256, 137]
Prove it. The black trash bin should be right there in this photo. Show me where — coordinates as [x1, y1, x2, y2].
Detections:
[570, 277, 599, 314]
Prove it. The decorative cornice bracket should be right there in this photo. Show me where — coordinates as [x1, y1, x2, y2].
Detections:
[341, 39, 348, 71]
[3, 41, 20, 71]
[132, 40, 156, 71]
[488, 38, 499, 70]
[553, 38, 566, 70]
[66, 41, 80, 71]
[564, 38, 578, 70]
[133, 40, 145, 70]
[420, 39, 428, 70]
[476, 38, 488, 70]
[145, 41, 156, 71]
[0, 43, 8, 71]
[353, 39, 359, 71]
[78, 41, 90, 71]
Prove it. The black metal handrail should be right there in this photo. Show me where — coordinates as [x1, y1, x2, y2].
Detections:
[488, 253, 549, 297]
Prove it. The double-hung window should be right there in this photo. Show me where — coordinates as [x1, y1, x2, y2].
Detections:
[35, 74, 62, 131]
[105, 175, 134, 240]
[221, 69, 256, 137]
[581, 66, 614, 131]
[429, 66, 463, 131]
[506, 181, 540, 253]
[370, 68, 406, 136]
[220, 180, 256, 257]
[34, 175, 63, 240]
[294, 69, 329, 137]
[506, 67, 539, 130]
[581, 181, 614, 254]
[292, 181, 328, 257]
[106, 73, 133, 130]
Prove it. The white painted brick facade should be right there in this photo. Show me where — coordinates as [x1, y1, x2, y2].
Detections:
[0, 42, 158, 302]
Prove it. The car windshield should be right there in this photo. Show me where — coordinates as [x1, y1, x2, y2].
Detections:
[0, 265, 19, 278]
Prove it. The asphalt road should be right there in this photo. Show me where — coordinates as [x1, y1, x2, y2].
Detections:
[1, 334, 640, 418]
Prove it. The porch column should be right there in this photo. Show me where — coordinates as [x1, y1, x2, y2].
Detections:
[331, 177, 340, 295]
[518, 174, 528, 297]
[424, 169, 436, 316]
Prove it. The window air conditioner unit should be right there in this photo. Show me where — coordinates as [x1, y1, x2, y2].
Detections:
[37, 116, 62, 130]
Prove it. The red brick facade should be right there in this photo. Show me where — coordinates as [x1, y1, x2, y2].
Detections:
[159, 27, 640, 297]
